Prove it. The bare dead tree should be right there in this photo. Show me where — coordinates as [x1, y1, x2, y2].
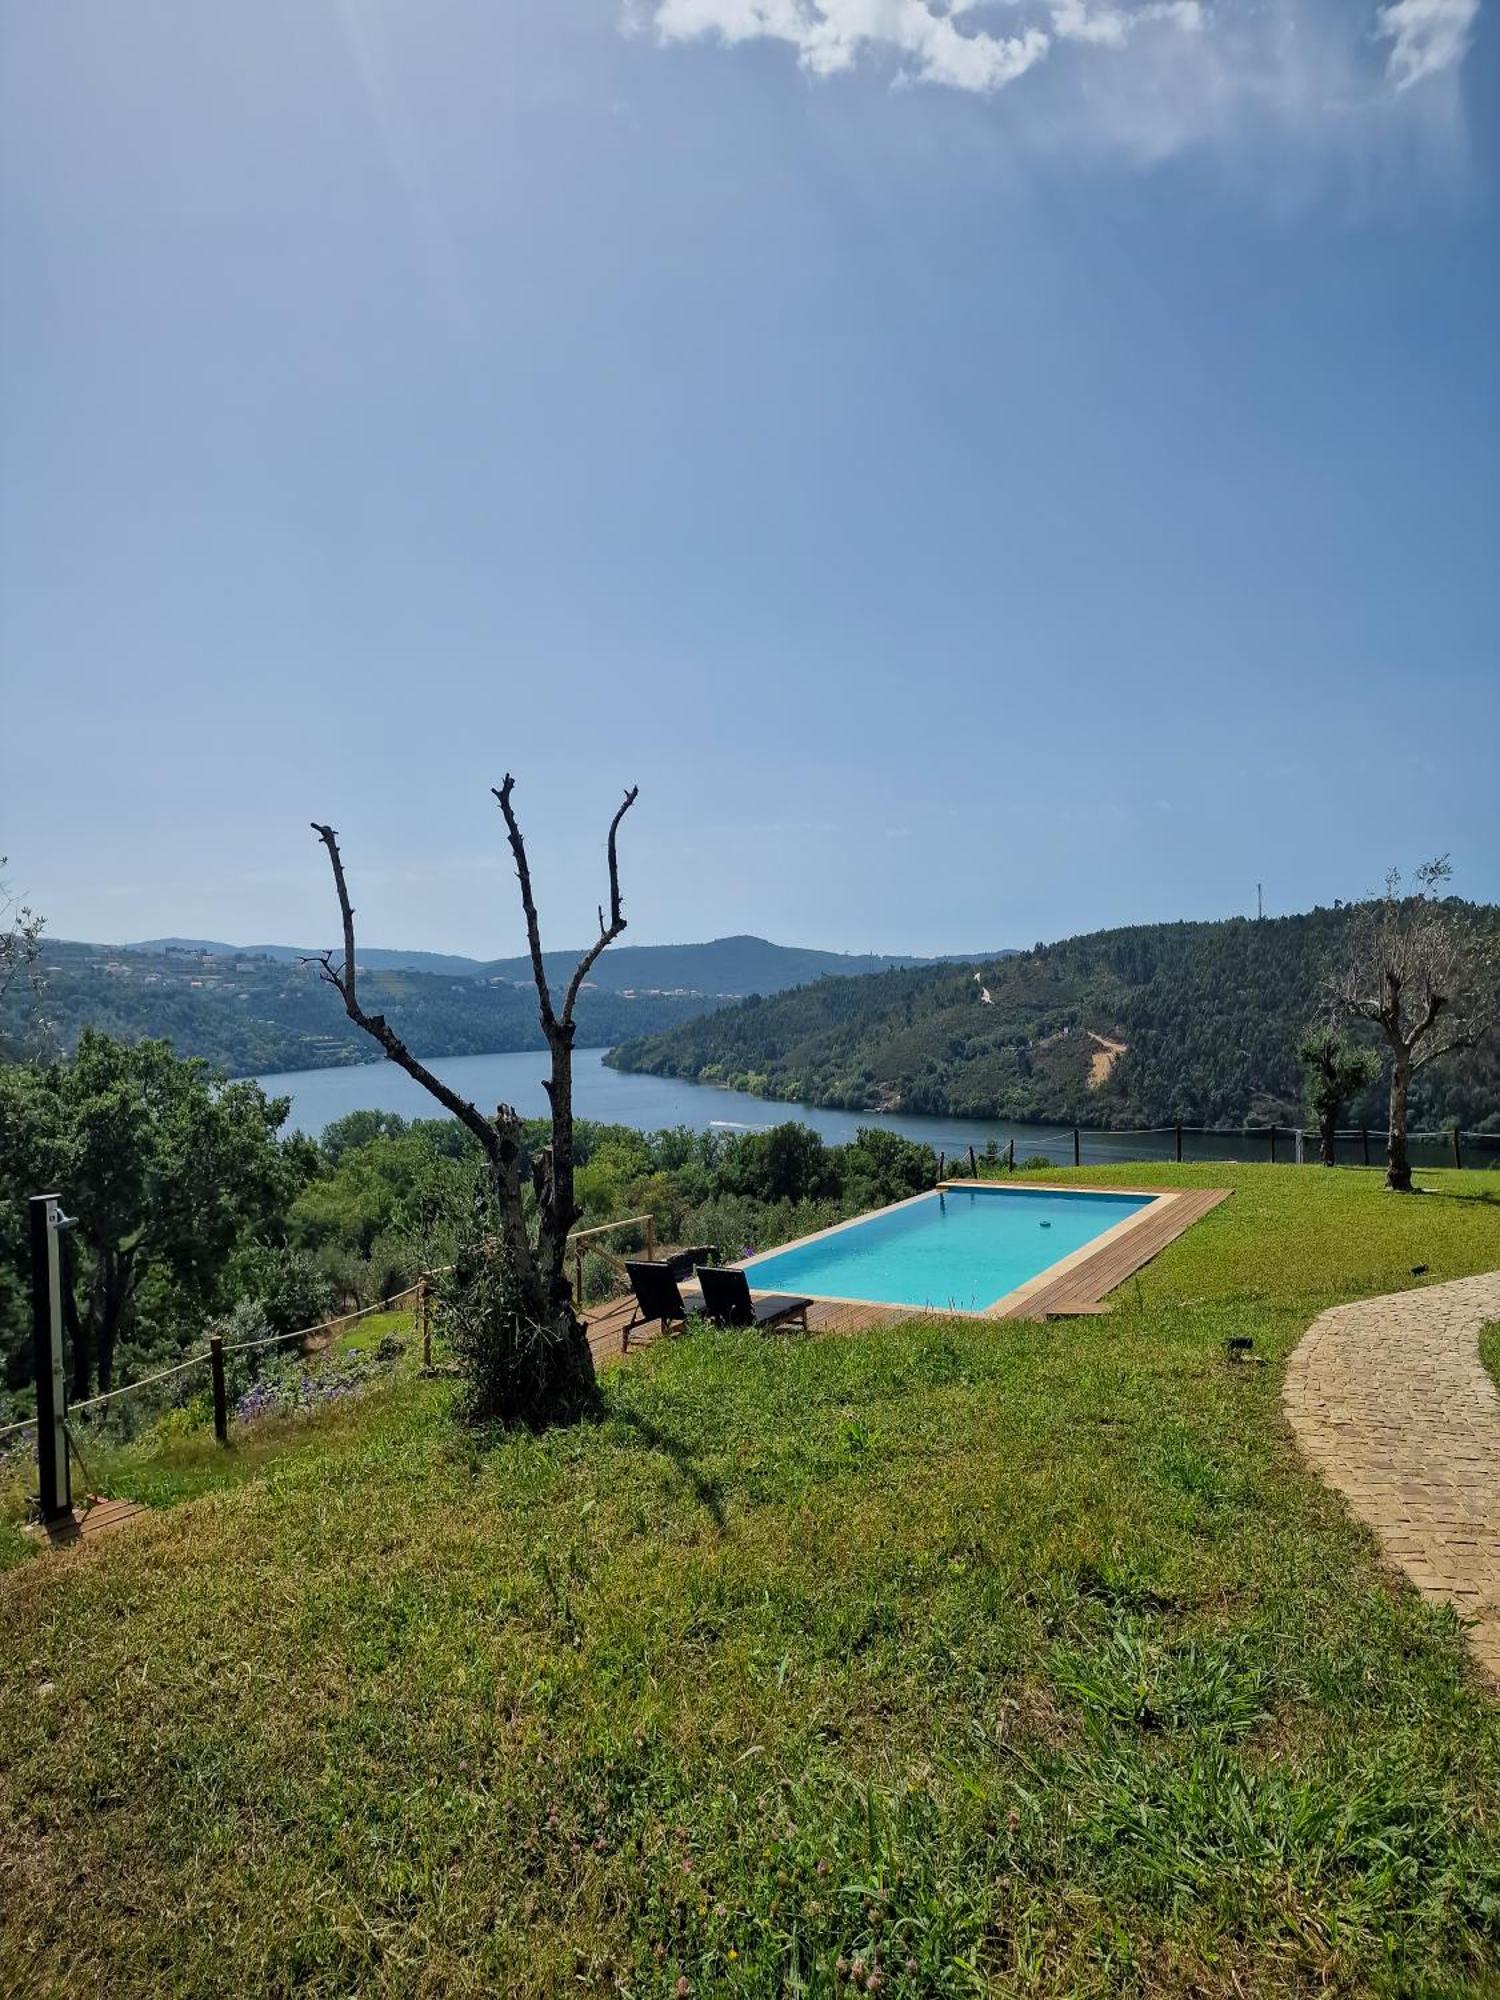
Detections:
[1330, 858, 1499, 1192]
[311, 776, 638, 1420]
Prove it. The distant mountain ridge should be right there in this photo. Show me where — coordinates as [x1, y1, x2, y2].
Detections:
[127, 934, 1012, 995]
[130, 938, 490, 976]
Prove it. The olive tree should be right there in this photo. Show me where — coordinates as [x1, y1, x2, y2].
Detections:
[1296, 1025, 1379, 1167]
[311, 776, 637, 1425]
[1331, 859, 1499, 1192]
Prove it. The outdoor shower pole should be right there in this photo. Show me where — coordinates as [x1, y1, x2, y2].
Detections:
[29, 1194, 72, 1522]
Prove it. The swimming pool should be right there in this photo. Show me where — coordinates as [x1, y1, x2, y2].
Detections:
[742, 1184, 1160, 1315]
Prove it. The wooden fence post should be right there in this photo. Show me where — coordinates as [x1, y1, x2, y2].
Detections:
[420, 1279, 432, 1370]
[968, 1144, 978, 1180]
[1269, 1124, 1277, 1165]
[645, 1214, 657, 1260]
[1361, 1125, 1370, 1167]
[937, 1152, 945, 1183]
[1175, 1122, 1183, 1164]
[1452, 1127, 1463, 1170]
[1072, 1127, 1081, 1168]
[210, 1334, 227, 1446]
[1007, 1138, 1015, 1173]
[574, 1247, 585, 1308]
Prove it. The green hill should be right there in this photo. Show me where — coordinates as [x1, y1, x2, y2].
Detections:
[477, 934, 976, 994]
[16, 934, 1004, 1077]
[609, 906, 1500, 1131]
[3, 942, 717, 1077]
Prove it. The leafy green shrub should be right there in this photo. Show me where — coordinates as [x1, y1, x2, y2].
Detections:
[437, 1191, 595, 1429]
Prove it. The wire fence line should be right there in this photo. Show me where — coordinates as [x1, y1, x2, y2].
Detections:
[0, 1283, 436, 1457]
[935, 1122, 1499, 1174]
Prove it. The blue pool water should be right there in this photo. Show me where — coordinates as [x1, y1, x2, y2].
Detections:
[743, 1185, 1155, 1313]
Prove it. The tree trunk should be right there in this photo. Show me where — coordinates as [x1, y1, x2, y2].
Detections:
[1386, 1054, 1413, 1192]
[1319, 1110, 1337, 1168]
[534, 1019, 598, 1407]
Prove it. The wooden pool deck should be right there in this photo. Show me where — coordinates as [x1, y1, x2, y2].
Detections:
[983, 1183, 1232, 1318]
[584, 1184, 1230, 1362]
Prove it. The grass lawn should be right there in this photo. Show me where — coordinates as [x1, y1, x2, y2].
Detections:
[0, 1310, 421, 1572]
[2, 1164, 1499, 1997]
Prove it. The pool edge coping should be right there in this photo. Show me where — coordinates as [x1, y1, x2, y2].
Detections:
[735, 1180, 1222, 1320]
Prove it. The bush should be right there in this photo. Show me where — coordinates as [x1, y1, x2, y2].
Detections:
[437, 1189, 596, 1430]
[236, 1246, 335, 1336]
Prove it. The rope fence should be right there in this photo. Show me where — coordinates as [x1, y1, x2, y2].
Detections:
[0, 1279, 447, 1481]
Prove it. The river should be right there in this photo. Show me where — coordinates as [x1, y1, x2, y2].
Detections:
[251, 1047, 1472, 1169]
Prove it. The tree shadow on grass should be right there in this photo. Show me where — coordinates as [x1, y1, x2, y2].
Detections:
[607, 1406, 727, 1529]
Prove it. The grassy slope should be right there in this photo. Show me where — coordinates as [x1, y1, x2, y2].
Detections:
[2, 1167, 1499, 1999]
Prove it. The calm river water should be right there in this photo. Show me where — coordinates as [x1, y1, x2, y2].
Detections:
[251, 1047, 1468, 1169]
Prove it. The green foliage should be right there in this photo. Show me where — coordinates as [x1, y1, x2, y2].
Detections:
[611, 903, 1500, 1132]
[0, 859, 44, 1059]
[0, 1031, 305, 1399]
[3, 1166, 1499, 1993]
[438, 1184, 596, 1430]
[232, 1245, 335, 1336]
[1297, 1026, 1381, 1162]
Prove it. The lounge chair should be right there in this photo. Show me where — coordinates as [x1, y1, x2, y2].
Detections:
[695, 1264, 812, 1335]
[621, 1247, 717, 1353]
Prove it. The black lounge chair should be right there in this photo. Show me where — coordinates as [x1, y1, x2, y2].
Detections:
[695, 1265, 812, 1335]
[621, 1247, 717, 1353]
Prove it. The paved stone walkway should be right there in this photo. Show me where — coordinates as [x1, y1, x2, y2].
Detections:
[1284, 1271, 1500, 1681]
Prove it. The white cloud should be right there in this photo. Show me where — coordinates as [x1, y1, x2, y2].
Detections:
[650, 0, 1051, 88]
[1375, 0, 1480, 87]
[642, 0, 1480, 155]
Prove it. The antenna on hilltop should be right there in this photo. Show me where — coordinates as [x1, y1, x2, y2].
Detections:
[1257, 882, 1263, 922]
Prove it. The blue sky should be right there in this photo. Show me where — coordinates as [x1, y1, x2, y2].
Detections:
[2, 0, 1496, 960]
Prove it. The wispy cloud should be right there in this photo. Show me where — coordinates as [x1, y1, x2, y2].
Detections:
[1376, 0, 1481, 87]
[639, 0, 1479, 157]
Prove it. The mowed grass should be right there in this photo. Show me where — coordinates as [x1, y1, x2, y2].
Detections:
[2, 1165, 1500, 1998]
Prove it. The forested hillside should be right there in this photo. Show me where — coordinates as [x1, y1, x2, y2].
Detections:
[8, 933, 1007, 1078]
[610, 905, 1500, 1131]
[1, 943, 716, 1077]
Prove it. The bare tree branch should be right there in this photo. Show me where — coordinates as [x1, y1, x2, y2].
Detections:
[310, 822, 506, 1164]
[561, 786, 639, 1026]
[493, 776, 556, 1032]
[1412, 1029, 1482, 1075]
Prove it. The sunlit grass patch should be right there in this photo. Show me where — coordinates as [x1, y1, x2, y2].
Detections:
[1, 1167, 1498, 1995]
